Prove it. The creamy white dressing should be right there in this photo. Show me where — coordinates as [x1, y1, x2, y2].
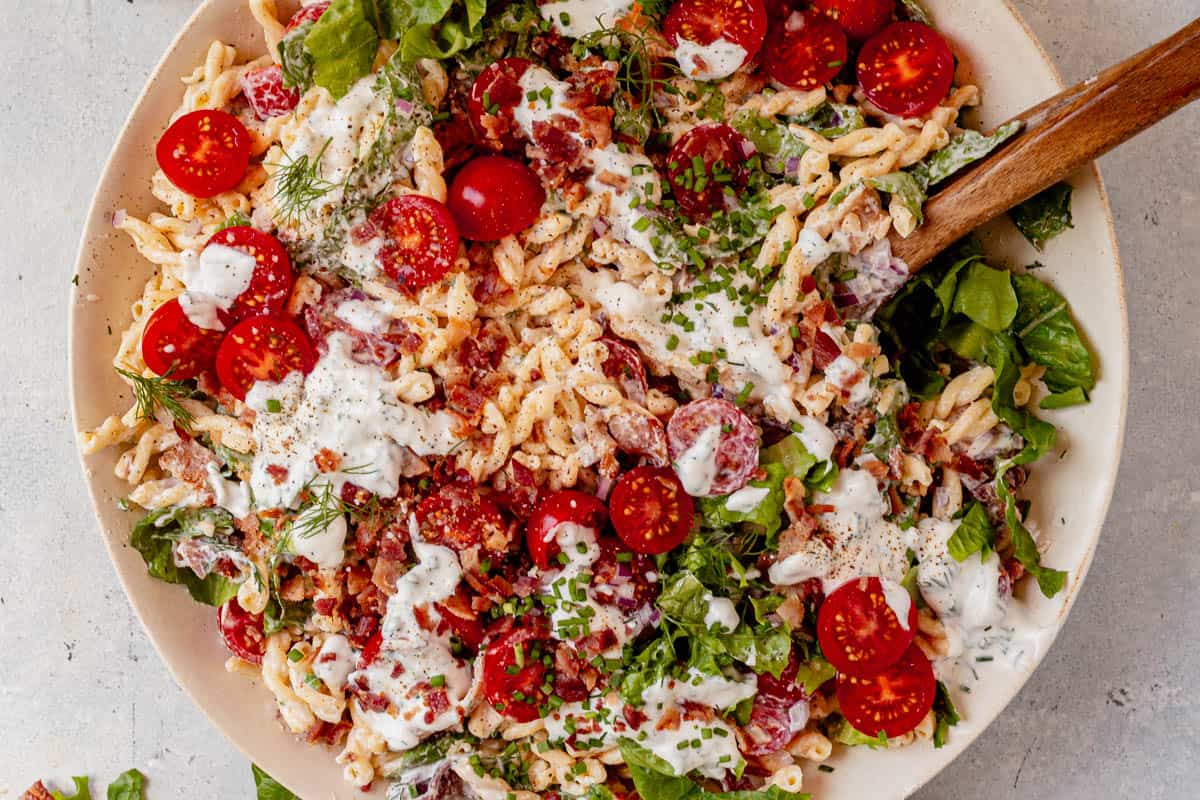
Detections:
[335, 297, 391, 334]
[768, 468, 913, 590]
[575, 266, 800, 423]
[880, 576, 913, 631]
[537, 0, 634, 37]
[352, 541, 472, 750]
[246, 332, 461, 510]
[824, 354, 874, 406]
[725, 484, 770, 513]
[585, 144, 662, 259]
[312, 634, 356, 692]
[340, 234, 385, 279]
[702, 595, 740, 632]
[177, 244, 258, 331]
[288, 503, 348, 568]
[513, 67, 575, 141]
[279, 76, 389, 224]
[540, 522, 632, 655]
[203, 463, 251, 519]
[793, 415, 838, 461]
[673, 36, 748, 82]
[674, 425, 722, 497]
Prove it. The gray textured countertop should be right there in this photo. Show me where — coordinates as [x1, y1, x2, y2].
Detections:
[2, 1, 1197, 797]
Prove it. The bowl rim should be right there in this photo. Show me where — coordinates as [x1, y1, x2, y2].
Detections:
[67, 0, 1130, 795]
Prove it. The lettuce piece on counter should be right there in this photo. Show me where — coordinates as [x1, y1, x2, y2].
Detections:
[105, 770, 146, 800]
[49, 777, 91, 800]
[129, 508, 240, 607]
[252, 765, 298, 800]
[1009, 182, 1074, 251]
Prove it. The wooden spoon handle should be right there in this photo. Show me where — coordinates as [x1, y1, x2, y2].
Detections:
[891, 16, 1200, 272]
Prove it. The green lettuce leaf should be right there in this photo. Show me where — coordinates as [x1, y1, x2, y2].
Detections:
[1011, 273, 1095, 396]
[794, 655, 837, 695]
[910, 121, 1021, 190]
[697, 464, 787, 539]
[730, 111, 809, 170]
[129, 508, 241, 607]
[946, 502, 995, 562]
[726, 624, 791, 678]
[618, 739, 807, 800]
[617, 631, 677, 706]
[1009, 182, 1073, 251]
[793, 102, 866, 138]
[1039, 386, 1089, 409]
[306, 0, 380, 99]
[278, 21, 317, 89]
[830, 717, 888, 748]
[867, 171, 926, 228]
[50, 778, 91, 800]
[761, 432, 839, 492]
[400, 20, 477, 61]
[252, 764, 299, 800]
[997, 464, 1066, 597]
[951, 261, 1018, 331]
[105, 770, 145, 800]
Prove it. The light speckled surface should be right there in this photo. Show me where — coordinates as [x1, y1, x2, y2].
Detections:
[0, 1, 1196, 797]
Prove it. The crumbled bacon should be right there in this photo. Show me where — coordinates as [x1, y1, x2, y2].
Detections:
[20, 782, 54, 800]
[158, 439, 219, 488]
[314, 448, 342, 474]
[266, 464, 289, 485]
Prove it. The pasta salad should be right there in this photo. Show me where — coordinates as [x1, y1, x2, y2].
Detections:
[81, 0, 1096, 797]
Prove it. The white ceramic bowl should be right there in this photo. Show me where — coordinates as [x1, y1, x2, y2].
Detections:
[68, 1, 1128, 797]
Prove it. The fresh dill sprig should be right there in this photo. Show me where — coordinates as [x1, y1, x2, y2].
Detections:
[271, 138, 336, 222]
[572, 24, 675, 143]
[285, 465, 377, 543]
[115, 367, 195, 431]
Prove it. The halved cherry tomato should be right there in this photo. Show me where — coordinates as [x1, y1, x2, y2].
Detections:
[240, 65, 300, 120]
[218, 599, 266, 665]
[764, 10, 848, 90]
[141, 298, 224, 379]
[817, 577, 917, 678]
[526, 490, 609, 570]
[665, 123, 751, 220]
[836, 643, 936, 738]
[215, 315, 315, 400]
[417, 484, 508, 552]
[482, 627, 552, 722]
[663, 0, 767, 79]
[156, 109, 251, 198]
[284, 1, 330, 32]
[468, 57, 532, 151]
[447, 156, 546, 241]
[205, 226, 294, 320]
[609, 466, 695, 555]
[368, 195, 461, 290]
[857, 22, 955, 118]
[811, 0, 893, 40]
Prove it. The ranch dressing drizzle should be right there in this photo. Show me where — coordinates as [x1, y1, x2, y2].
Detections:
[178, 245, 257, 331]
[537, 0, 635, 38]
[673, 37, 748, 82]
[674, 425, 722, 496]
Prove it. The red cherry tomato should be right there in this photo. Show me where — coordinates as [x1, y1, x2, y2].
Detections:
[818, 577, 918, 678]
[204, 226, 295, 320]
[836, 643, 936, 738]
[218, 599, 266, 665]
[609, 466, 695, 555]
[666, 398, 761, 497]
[810, 0, 893, 40]
[367, 195, 461, 290]
[482, 627, 552, 722]
[764, 10, 849, 90]
[284, 1, 330, 32]
[857, 22, 956, 118]
[156, 109, 251, 198]
[447, 156, 546, 241]
[140, 298, 224, 379]
[468, 57, 533, 151]
[417, 484, 508, 552]
[526, 490, 609, 570]
[240, 65, 300, 120]
[665, 123, 751, 220]
[663, 0, 767, 76]
[215, 315, 316, 400]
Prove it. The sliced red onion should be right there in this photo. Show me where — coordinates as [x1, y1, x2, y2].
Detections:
[592, 217, 610, 237]
[785, 156, 801, 174]
[616, 561, 633, 578]
[395, 98, 414, 115]
[111, 208, 127, 227]
[739, 138, 757, 158]
[595, 474, 614, 501]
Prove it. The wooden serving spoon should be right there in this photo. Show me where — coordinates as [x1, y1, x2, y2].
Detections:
[890, 16, 1200, 272]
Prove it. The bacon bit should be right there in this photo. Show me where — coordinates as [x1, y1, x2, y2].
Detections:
[845, 341, 881, 360]
[622, 704, 650, 729]
[266, 464, 289, 485]
[307, 718, 352, 746]
[447, 383, 487, 420]
[887, 484, 904, 516]
[862, 457, 890, 480]
[159, 439, 219, 488]
[655, 705, 682, 732]
[345, 562, 372, 595]
[800, 274, 818, 295]
[314, 448, 342, 473]
[433, 107, 479, 169]
[807, 503, 836, 514]
[777, 512, 819, 559]
[372, 558, 408, 595]
[314, 597, 338, 616]
[279, 574, 307, 601]
[775, 594, 807, 628]
[811, 329, 842, 370]
[357, 691, 391, 713]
